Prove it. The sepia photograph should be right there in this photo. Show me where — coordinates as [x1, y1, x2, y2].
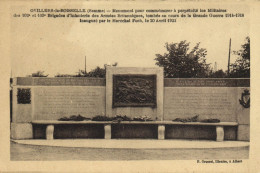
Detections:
[1, 0, 259, 172]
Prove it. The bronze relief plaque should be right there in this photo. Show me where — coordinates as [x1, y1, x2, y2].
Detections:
[113, 75, 157, 108]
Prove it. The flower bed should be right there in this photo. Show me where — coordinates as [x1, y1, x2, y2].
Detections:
[58, 115, 91, 121]
[58, 114, 154, 122]
[172, 115, 220, 123]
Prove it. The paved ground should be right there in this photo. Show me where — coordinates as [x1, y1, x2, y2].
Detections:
[10, 140, 249, 161]
[12, 139, 249, 149]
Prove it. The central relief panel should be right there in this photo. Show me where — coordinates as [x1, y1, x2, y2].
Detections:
[113, 75, 157, 108]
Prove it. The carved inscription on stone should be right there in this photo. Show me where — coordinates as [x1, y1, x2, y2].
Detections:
[164, 78, 250, 87]
[164, 88, 236, 121]
[34, 87, 105, 120]
[33, 78, 105, 86]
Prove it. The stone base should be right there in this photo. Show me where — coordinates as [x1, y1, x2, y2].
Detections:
[237, 125, 250, 141]
[11, 123, 33, 139]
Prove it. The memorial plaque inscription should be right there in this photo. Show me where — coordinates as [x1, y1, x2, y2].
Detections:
[34, 87, 105, 120]
[164, 88, 237, 121]
[113, 75, 156, 107]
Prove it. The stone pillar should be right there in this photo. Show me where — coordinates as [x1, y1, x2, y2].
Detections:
[46, 125, 54, 140]
[158, 125, 165, 140]
[237, 125, 250, 141]
[106, 67, 164, 119]
[216, 126, 224, 142]
[237, 88, 250, 141]
[104, 124, 111, 139]
[11, 123, 33, 139]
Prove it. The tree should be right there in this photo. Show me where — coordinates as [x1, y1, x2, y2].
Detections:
[28, 71, 48, 77]
[87, 66, 106, 78]
[75, 69, 88, 77]
[63, 62, 118, 78]
[55, 74, 75, 77]
[87, 62, 118, 78]
[208, 69, 227, 78]
[155, 41, 211, 78]
[229, 37, 250, 78]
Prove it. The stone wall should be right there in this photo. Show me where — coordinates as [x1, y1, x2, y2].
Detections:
[33, 87, 105, 120]
[11, 77, 106, 139]
[11, 76, 250, 141]
[163, 78, 250, 141]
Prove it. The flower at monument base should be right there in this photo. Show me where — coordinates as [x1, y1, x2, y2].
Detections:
[58, 114, 91, 121]
[172, 115, 199, 123]
[133, 115, 153, 121]
[91, 115, 113, 121]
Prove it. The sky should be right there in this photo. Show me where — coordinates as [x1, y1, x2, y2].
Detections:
[10, 2, 249, 77]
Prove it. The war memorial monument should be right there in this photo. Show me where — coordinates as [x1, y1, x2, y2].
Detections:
[10, 67, 250, 142]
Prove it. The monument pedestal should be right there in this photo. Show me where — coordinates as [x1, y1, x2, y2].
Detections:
[11, 123, 33, 139]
